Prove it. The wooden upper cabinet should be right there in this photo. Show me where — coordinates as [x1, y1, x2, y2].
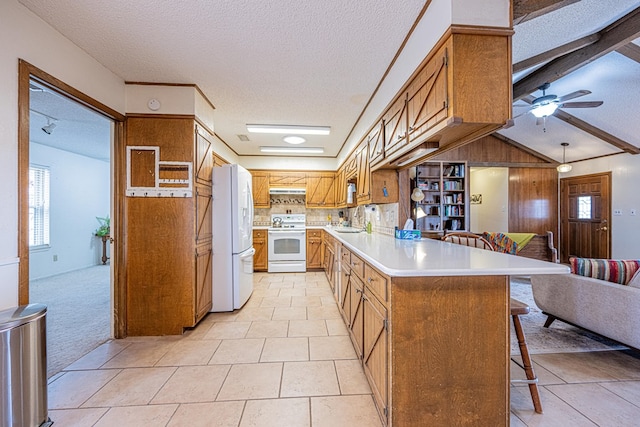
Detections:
[195, 126, 213, 185]
[367, 121, 385, 169]
[356, 145, 371, 204]
[252, 172, 270, 208]
[406, 46, 448, 145]
[335, 167, 347, 208]
[306, 172, 336, 208]
[383, 94, 408, 158]
[269, 171, 306, 187]
[344, 154, 358, 180]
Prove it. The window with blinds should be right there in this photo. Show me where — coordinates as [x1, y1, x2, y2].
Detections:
[29, 165, 50, 248]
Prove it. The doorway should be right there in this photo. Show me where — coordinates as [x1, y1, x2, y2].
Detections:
[559, 172, 612, 263]
[18, 61, 126, 374]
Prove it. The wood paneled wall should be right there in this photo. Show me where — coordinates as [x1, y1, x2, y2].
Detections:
[508, 167, 559, 244]
[125, 117, 196, 335]
[430, 134, 550, 165]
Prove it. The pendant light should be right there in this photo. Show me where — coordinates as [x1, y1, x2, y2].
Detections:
[557, 142, 572, 173]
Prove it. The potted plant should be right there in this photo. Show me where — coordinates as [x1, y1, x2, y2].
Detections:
[95, 216, 110, 237]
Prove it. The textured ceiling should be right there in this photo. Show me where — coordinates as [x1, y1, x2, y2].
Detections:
[20, 0, 426, 159]
[20, 0, 640, 165]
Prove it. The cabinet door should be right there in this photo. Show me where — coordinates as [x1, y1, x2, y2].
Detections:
[339, 267, 352, 326]
[196, 184, 212, 245]
[195, 246, 212, 323]
[306, 230, 323, 269]
[324, 243, 336, 293]
[195, 126, 213, 185]
[306, 173, 336, 208]
[383, 94, 408, 157]
[349, 275, 364, 359]
[253, 230, 267, 271]
[407, 46, 449, 143]
[269, 172, 306, 187]
[335, 167, 347, 207]
[363, 289, 388, 420]
[367, 121, 385, 168]
[356, 145, 371, 205]
[252, 172, 270, 208]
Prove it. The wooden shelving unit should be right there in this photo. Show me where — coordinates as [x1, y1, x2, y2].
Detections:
[414, 161, 468, 236]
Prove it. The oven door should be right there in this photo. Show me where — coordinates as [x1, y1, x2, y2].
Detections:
[268, 230, 306, 261]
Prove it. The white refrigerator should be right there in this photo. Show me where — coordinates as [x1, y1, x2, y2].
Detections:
[211, 164, 255, 312]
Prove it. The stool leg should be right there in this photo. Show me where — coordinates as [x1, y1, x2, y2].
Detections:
[513, 314, 543, 414]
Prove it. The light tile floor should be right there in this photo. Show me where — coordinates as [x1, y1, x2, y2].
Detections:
[48, 272, 640, 426]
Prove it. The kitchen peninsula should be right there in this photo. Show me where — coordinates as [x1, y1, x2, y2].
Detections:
[323, 228, 569, 426]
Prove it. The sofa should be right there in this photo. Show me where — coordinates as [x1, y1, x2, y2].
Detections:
[530, 257, 640, 350]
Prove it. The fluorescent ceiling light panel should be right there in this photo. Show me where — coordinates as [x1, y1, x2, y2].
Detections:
[260, 146, 324, 154]
[247, 124, 330, 135]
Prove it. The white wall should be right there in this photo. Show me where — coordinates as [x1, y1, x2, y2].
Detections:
[0, 0, 125, 309]
[563, 153, 640, 259]
[29, 143, 110, 279]
[469, 167, 509, 233]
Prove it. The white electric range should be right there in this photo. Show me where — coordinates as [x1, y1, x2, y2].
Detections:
[268, 214, 306, 273]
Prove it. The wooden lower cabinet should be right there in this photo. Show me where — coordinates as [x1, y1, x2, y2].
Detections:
[322, 232, 337, 294]
[348, 274, 365, 359]
[306, 229, 323, 269]
[253, 230, 267, 271]
[332, 240, 509, 426]
[363, 287, 388, 419]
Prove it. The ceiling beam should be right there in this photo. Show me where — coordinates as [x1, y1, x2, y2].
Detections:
[513, 0, 581, 25]
[553, 109, 640, 154]
[616, 42, 640, 63]
[513, 6, 640, 101]
[513, 34, 600, 73]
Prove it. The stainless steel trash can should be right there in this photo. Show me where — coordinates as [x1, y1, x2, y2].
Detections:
[0, 304, 49, 427]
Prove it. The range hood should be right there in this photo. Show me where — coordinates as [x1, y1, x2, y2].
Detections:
[269, 188, 306, 195]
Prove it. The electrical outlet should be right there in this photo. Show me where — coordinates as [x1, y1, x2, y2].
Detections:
[53, 255, 58, 261]
[613, 209, 623, 216]
[631, 209, 637, 216]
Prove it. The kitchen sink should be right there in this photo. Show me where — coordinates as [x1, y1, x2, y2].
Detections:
[334, 227, 364, 233]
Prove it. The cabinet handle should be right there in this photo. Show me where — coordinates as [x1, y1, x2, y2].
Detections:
[367, 277, 373, 283]
[355, 288, 362, 294]
[409, 126, 414, 132]
[397, 134, 403, 140]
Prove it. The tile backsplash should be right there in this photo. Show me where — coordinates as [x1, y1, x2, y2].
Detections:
[255, 199, 399, 235]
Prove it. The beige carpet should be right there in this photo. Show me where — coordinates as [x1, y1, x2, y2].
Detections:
[510, 276, 627, 354]
[30, 265, 111, 377]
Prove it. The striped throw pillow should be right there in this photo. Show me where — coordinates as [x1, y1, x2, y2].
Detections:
[569, 257, 640, 285]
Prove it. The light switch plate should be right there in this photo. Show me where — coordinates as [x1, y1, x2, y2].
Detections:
[631, 209, 637, 216]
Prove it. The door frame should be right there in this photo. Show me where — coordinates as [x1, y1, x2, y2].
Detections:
[18, 60, 128, 338]
[559, 171, 612, 263]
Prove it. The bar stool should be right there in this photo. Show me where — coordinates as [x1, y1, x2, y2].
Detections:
[510, 298, 542, 413]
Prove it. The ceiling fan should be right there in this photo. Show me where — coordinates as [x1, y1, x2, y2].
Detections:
[514, 82, 603, 126]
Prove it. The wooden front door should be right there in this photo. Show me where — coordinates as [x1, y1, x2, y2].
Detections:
[560, 172, 611, 263]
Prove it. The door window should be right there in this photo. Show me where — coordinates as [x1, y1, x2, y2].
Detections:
[578, 196, 591, 219]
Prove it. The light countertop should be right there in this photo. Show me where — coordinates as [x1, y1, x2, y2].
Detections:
[323, 227, 570, 278]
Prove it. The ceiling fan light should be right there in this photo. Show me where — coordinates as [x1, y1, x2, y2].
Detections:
[531, 102, 558, 118]
[557, 163, 572, 173]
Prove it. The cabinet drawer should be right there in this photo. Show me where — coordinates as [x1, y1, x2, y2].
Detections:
[254, 230, 266, 239]
[365, 264, 388, 302]
[307, 229, 323, 239]
[349, 253, 365, 279]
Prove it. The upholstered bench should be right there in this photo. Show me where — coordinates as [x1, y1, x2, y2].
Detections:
[531, 257, 640, 350]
